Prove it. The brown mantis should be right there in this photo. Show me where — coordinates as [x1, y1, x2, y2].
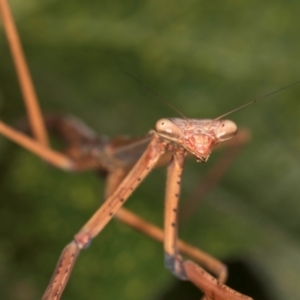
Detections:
[1, 0, 299, 299]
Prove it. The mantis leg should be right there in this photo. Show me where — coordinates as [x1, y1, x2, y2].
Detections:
[0, 0, 48, 146]
[163, 150, 253, 300]
[0, 121, 72, 169]
[42, 133, 165, 299]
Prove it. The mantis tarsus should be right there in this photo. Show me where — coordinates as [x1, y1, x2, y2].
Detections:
[0, 0, 298, 299]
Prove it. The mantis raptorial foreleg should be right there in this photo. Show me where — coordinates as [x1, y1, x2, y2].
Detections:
[164, 149, 187, 279]
[162, 148, 252, 300]
[41, 134, 164, 299]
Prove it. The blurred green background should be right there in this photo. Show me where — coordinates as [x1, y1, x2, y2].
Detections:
[1, 0, 300, 299]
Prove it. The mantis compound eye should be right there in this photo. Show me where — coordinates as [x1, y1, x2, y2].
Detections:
[155, 118, 182, 139]
[214, 119, 238, 142]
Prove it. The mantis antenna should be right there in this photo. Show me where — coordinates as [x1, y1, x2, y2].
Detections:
[119, 69, 188, 120]
[214, 80, 300, 120]
[121, 69, 300, 121]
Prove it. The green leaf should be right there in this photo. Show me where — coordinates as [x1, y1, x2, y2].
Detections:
[1, 1, 300, 299]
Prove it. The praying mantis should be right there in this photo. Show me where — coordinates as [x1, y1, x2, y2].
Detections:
[1, 0, 299, 299]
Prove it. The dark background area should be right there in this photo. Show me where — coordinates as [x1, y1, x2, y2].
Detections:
[1, 0, 300, 299]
